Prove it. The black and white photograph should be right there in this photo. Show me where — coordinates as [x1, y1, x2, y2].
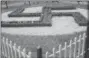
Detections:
[1, 0, 89, 58]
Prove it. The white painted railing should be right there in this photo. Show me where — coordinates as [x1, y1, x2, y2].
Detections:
[45, 33, 86, 58]
[1, 33, 88, 58]
[1, 37, 31, 58]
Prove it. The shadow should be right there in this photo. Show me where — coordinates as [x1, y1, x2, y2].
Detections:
[84, 1, 89, 58]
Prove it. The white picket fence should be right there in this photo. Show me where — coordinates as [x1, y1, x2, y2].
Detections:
[1, 37, 31, 58]
[45, 33, 86, 58]
[1, 33, 87, 58]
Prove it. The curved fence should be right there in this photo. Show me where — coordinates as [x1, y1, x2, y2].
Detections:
[1, 33, 88, 58]
[1, 37, 31, 58]
[45, 33, 86, 58]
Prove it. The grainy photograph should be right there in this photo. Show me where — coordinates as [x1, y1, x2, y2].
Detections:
[1, 1, 89, 58]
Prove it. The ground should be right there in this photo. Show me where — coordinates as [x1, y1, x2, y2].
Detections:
[1, 1, 88, 58]
[1, 7, 87, 35]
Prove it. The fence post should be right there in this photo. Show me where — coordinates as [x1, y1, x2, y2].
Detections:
[74, 37, 77, 58]
[2, 37, 5, 56]
[27, 51, 31, 58]
[77, 35, 81, 58]
[82, 33, 86, 56]
[45, 51, 48, 58]
[9, 40, 13, 58]
[58, 45, 61, 58]
[1, 39, 3, 55]
[37, 46, 42, 58]
[64, 42, 67, 58]
[17, 46, 21, 58]
[52, 48, 55, 58]
[6, 39, 10, 58]
[13, 43, 17, 58]
[69, 40, 72, 58]
[4, 38, 7, 57]
[22, 48, 26, 58]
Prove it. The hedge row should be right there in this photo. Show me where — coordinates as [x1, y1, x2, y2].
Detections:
[8, 8, 42, 17]
[8, 8, 24, 17]
[51, 6, 76, 10]
[51, 12, 87, 26]
[52, 12, 73, 16]
[1, 21, 52, 27]
[8, 13, 41, 17]
[73, 12, 87, 26]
